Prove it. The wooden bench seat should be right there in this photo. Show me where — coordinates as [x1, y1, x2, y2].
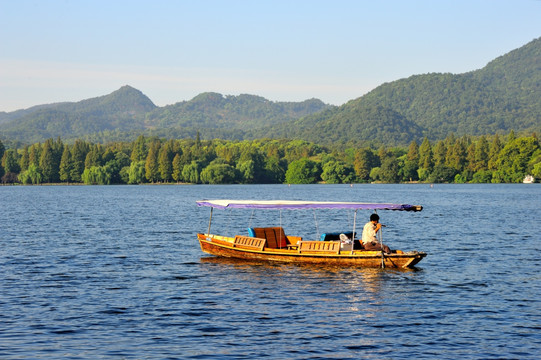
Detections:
[248, 227, 301, 249]
[233, 236, 266, 251]
[298, 241, 340, 254]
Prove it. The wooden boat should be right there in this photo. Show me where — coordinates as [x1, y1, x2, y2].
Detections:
[196, 200, 427, 269]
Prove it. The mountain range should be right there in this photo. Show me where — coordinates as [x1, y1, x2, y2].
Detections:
[1, 36, 539, 146]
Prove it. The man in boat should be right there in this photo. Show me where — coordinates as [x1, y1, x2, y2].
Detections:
[362, 214, 391, 254]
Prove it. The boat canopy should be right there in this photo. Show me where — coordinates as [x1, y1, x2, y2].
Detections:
[196, 200, 422, 212]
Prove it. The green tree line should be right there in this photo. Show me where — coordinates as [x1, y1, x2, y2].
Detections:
[1, 132, 539, 185]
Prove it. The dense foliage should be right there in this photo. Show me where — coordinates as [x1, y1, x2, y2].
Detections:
[251, 37, 541, 145]
[255, 104, 423, 147]
[0, 86, 155, 144]
[146, 92, 328, 130]
[1, 132, 539, 185]
[0, 87, 328, 144]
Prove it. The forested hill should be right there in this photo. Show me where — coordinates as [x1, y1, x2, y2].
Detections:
[146, 93, 328, 130]
[0, 37, 539, 146]
[0, 86, 329, 144]
[252, 36, 541, 146]
[0, 86, 157, 143]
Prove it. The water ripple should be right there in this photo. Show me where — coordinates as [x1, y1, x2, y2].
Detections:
[0, 184, 540, 359]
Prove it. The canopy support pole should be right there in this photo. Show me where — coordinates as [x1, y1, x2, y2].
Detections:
[248, 209, 255, 228]
[279, 210, 283, 249]
[207, 207, 213, 235]
[313, 210, 319, 240]
[351, 209, 357, 254]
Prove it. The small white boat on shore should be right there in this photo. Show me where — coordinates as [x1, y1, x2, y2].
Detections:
[523, 175, 535, 183]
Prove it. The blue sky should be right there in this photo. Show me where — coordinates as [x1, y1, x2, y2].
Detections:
[0, 0, 539, 112]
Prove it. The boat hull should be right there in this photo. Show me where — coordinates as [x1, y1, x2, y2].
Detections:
[198, 234, 426, 269]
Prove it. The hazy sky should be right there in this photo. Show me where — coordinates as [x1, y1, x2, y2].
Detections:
[1, 0, 539, 112]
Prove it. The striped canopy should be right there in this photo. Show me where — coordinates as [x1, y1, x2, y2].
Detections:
[196, 200, 422, 212]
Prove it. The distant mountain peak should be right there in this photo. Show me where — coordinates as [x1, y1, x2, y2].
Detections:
[114, 85, 145, 95]
[100, 85, 157, 111]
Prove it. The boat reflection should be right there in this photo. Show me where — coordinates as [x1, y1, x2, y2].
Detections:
[200, 255, 419, 299]
[200, 255, 420, 274]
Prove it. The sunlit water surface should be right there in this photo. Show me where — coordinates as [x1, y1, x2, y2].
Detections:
[1, 184, 539, 359]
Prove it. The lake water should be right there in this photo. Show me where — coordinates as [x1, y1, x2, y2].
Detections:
[1, 184, 539, 359]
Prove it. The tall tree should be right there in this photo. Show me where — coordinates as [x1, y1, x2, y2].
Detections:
[354, 148, 378, 182]
[447, 139, 467, 172]
[158, 142, 173, 182]
[432, 141, 447, 166]
[507, 130, 516, 143]
[131, 135, 147, 162]
[466, 142, 477, 172]
[402, 140, 420, 181]
[71, 140, 89, 182]
[488, 135, 503, 170]
[172, 154, 182, 182]
[85, 144, 103, 169]
[106, 150, 130, 184]
[59, 145, 73, 182]
[39, 139, 61, 183]
[0, 140, 4, 179]
[407, 140, 420, 162]
[380, 156, 401, 183]
[19, 146, 30, 172]
[2, 149, 20, 174]
[418, 137, 433, 170]
[473, 136, 489, 172]
[377, 146, 390, 162]
[0, 140, 4, 161]
[237, 143, 265, 183]
[145, 141, 160, 182]
[29, 143, 41, 167]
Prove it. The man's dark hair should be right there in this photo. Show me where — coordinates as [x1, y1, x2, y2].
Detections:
[370, 214, 380, 222]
